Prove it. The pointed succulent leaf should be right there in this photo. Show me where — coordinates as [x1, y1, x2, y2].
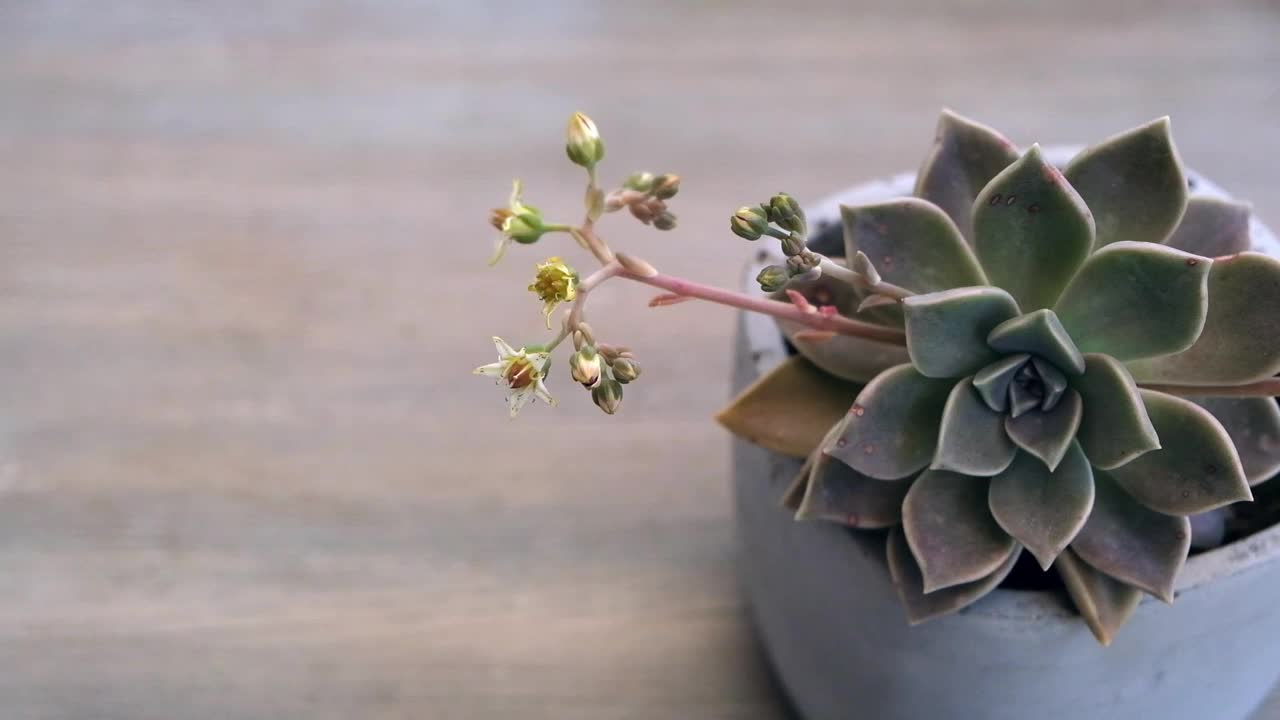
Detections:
[986, 309, 1085, 375]
[972, 354, 1029, 412]
[1073, 354, 1160, 469]
[1055, 549, 1143, 647]
[841, 199, 988, 294]
[1004, 389, 1083, 471]
[797, 441, 914, 528]
[1032, 357, 1068, 411]
[989, 443, 1094, 570]
[1070, 471, 1190, 603]
[933, 377, 1017, 476]
[1054, 242, 1210, 360]
[1127, 252, 1280, 384]
[913, 109, 1020, 245]
[716, 356, 862, 459]
[780, 452, 813, 512]
[1192, 397, 1280, 486]
[887, 525, 1021, 625]
[902, 287, 1020, 378]
[1063, 117, 1187, 248]
[972, 144, 1095, 310]
[1107, 391, 1251, 515]
[1164, 196, 1252, 258]
[775, 272, 909, 382]
[825, 365, 952, 480]
[902, 470, 1018, 593]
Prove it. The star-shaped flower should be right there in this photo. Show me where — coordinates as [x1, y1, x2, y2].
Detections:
[473, 337, 556, 418]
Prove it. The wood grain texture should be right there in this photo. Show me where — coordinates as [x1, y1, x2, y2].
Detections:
[0, 1, 1277, 718]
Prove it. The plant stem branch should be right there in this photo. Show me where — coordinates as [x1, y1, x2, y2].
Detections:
[1138, 379, 1280, 398]
[817, 258, 913, 301]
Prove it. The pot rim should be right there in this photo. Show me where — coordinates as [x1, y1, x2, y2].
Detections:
[741, 145, 1280, 620]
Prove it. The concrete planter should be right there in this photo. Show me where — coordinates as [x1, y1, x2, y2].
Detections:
[731, 150, 1280, 720]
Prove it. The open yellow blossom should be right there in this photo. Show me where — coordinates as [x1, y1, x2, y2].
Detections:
[528, 256, 579, 328]
[472, 337, 556, 418]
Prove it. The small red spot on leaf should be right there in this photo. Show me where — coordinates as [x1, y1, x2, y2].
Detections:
[989, 194, 1003, 206]
[851, 404, 865, 417]
[1186, 258, 1200, 267]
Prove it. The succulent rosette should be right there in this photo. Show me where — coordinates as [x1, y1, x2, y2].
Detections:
[721, 111, 1280, 644]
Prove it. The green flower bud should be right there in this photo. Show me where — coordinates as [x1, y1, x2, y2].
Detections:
[730, 205, 771, 241]
[592, 379, 624, 414]
[756, 264, 790, 292]
[653, 211, 677, 231]
[779, 231, 806, 257]
[570, 346, 603, 388]
[507, 212, 546, 244]
[624, 172, 655, 192]
[768, 193, 806, 236]
[650, 174, 680, 200]
[611, 357, 641, 384]
[565, 112, 605, 169]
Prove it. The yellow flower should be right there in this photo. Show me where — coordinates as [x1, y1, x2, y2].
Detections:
[473, 337, 556, 418]
[528, 256, 579, 328]
[488, 180, 545, 266]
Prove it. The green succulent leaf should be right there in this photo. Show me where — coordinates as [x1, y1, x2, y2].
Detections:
[1031, 357, 1069, 411]
[1164, 196, 1252, 258]
[1004, 389, 1083, 471]
[972, 354, 1028, 412]
[1072, 354, 1161, 470]
[902, 470, 1018, 593]
[775, 272, 909, 382]
[1070, 471, 1190, 603]
[1192, 397, 1280, 486]
[716, 356, 862, 459]
[986, 309, 1085, 376]
[1054, 242, 1211, 361]
[1055, 548, 1143, 647]
[913, 109, 1020, 246]
[902, 287, 1020, 378]
[1009, 378, 1042, 419]
[1107, 390, 1251, 515]
[1063, 117, 1187, 249]
[887, 525, 1021, 625]
[796, 439, 915, 528]
[841, 198, 988, 293]
[933, 377, 1017, 476]
[972, 144, 1095, 311]
[1127, 252, 1280, 384]
[989, 443, 1094, 570]
[825, 365, 953, 480]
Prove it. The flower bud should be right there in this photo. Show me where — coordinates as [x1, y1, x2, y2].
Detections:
[650, 174, 681, 200]
[570, 346, 603, 388]
[767, 193, 806, 236]
[756, 264, 790, 293]
[506, 212, 546, 244]
[592, 379, 624, 414]
[624, 172, 655, 192]
[653, 211, 677, 231]
[565, 112, 605, 169]
[730, 205, 771, 241]
[779, 231, 806, 257]
[611, 357, 641, 384]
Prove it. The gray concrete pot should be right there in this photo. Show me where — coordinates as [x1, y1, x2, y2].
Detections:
[731, 149, 1280, 720]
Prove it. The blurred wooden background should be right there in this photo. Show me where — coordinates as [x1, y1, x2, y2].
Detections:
[1, 1, 1278, 718]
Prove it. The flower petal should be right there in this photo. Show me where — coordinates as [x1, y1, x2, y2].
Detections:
[473, 361, 506, 379]
[887, 525, 1020, 625]
[825, 365, 953, 480]
[972, 144, 1095, 310]
[972, 354, 1029, 412]
[1106, 390, 1251, 515]
[1192, 397, 1280, 486]
[507, 386, 535, 418]
[932, 377, 1017, 476]
[1004, 389, 1083, 471]
[1072, 354, 1160, 470]
[913, 109, 1020, 246]
[796, 444, 915, 529]
[1063, 117, 1188, 248]
[903, 470, 1018, 593]
[1126, 252, 1280, 384]
[717, 356, 863, 459]
[989, 443, 1094, 569]
[1055, 549, 1143, 647]
[1070, 471, 1190, 603]
[493, 336, 519, 359]
[1164, 196, 1252, 258]
[1054, 242, 1210, 361]
[902, 287, 1020, 378]
[986, 309, 1085, 376]
[841, 198, 987, 292]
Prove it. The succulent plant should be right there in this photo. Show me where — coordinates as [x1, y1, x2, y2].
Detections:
[720, 111, 1280, 645]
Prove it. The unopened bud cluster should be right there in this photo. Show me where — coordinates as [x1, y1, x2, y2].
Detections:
[569, 324, 643, 415]
[735, 193, 822, 292]
[605, 172, 680, 230]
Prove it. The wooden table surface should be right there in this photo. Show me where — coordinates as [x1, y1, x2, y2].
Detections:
[1, 2, 1278, 718]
